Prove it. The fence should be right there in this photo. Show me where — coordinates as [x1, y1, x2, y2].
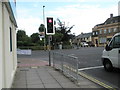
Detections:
[53, 52, 79, 82]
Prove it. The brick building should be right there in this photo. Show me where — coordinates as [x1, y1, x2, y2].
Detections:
[92, 14, 120, 47]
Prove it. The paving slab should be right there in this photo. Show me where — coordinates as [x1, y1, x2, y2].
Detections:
[27, 81, 42, 85]
[27, 84, 44, 88]
[60, 82, 79, 88]
[44, 83, 62, 88]
[12, 65, 102, 89]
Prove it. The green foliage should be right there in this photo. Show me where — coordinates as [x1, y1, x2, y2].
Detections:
[37, 40, 44, 46]
[17, 30, 31, 47]
[17, 30, 28, 41]
[30, 33, 40, 43]
[38, 24, 46, 32]
[62, 45, 72, 49]
[54, 18, 75, 44]
[63, 41, 71, 45]
[53, 32, 63, 42]
[17, 20, 75, 50]
[17, 30, 44, 50]
[18, 46, 44, 50]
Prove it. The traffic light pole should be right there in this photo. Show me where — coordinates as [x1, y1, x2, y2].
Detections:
[43, 6, 46, 51]
[46, 17, 54, 66]
[48, 36, 51, 66]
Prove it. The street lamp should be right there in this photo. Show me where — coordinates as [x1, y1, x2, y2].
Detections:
[43, 5, 46, 50]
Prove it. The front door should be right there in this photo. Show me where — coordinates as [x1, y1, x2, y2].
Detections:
[95, 39, 98, 47]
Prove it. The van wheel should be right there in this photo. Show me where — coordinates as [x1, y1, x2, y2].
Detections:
[103, 60, 113, 72]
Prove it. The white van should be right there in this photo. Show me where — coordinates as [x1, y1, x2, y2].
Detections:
[102, 33, 120, 71]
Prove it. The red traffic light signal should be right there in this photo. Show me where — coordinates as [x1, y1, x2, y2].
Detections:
[46, 17, 55, 35]
[48, 19, 52, 23]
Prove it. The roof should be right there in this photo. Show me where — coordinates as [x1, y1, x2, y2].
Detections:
[4, 2, 17, 27]
[104, 16, 120, 24]
[95, 15, 120, 27]
[77, 32, 92, 39]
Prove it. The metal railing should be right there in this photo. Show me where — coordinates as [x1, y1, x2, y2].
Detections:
[53, 52, 79, 82]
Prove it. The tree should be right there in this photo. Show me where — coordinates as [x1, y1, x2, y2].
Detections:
[38, 24, 46, 32]
[53, 32, 63, 43]
[17, 30, 27, 41]
[38, 24, 46, 43]
[30, 33, 40, 44]
[56, 18, 75, 43]
[17, 30, 30, 46]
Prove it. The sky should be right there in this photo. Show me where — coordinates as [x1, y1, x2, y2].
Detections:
[16, 0, 120, 36]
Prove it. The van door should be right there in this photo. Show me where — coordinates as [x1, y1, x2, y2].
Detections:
[118, 48, 120, 68]
[108, 35, 120, 68]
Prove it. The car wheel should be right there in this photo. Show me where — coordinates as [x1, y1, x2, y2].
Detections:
[103, 60, 113, 72]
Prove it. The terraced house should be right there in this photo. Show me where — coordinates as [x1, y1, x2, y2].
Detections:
[92, 14, 120, 47]
[0, 0, 17, 89]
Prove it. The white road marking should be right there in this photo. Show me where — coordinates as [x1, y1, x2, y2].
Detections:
[78, 66, 104, 71]
[69, 54, 75, 56]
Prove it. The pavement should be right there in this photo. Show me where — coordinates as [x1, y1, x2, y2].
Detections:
[12, 58, 103, 89]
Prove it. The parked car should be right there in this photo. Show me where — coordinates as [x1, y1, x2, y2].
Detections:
[81, 42, 89, 47]
[101, 33, 120, 71]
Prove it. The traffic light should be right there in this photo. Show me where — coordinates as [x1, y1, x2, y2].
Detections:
[46, 17, 55, 35]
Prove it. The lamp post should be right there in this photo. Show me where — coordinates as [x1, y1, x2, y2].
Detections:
[43, 5, 46, 50]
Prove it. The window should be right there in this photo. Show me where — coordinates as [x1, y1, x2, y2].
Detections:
[108, 28, 111, 33]
[111, 28, 113, 32]
[113, 28, 117, 32]
[109, 39, 114, 48]
[10, 27, 12, 52]
[113, 35, 120, 48]
[99, 37, 107, 43]
[99, 30, 102, 34]
[93, 32, 95, 35]
[109, 35, 120, 48]
[115, 20, 117, 23]
[104, 29, 107, 34]
[96, 31, 98, 35]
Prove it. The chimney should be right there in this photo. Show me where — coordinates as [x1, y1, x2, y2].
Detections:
[110, 14, 113, 18]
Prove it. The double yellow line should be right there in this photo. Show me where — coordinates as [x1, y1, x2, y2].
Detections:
[63, 65, 116, 90]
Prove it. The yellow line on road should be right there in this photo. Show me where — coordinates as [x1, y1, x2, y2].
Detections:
[63, 65, 116, 90]
[78, 72, 116, 90]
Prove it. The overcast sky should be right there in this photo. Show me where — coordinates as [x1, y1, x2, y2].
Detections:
[16, 0, 120, 36]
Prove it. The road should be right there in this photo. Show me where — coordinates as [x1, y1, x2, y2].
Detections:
[18, 47, 120, 88]
[54, 47, 103, 68]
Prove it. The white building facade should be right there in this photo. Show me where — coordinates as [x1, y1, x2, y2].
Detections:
[0, 0, 17, 89]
